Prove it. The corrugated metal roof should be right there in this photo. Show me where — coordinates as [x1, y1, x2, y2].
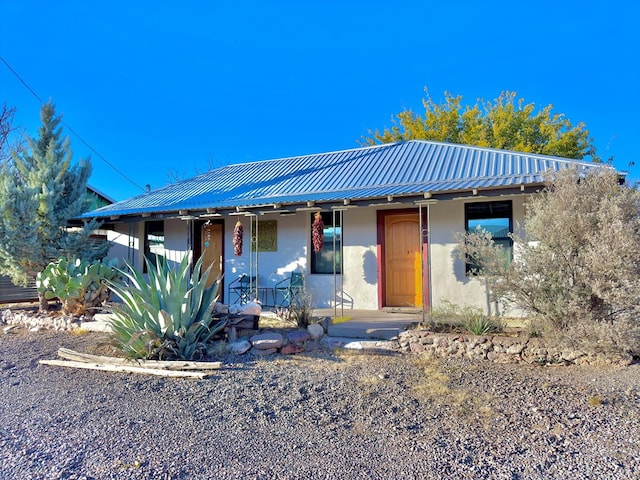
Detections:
[80, 140, 605, 219]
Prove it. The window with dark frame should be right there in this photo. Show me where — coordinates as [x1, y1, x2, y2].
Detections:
[464, 200, 513, 274]
[310, 212, 342, 274]
[143, 220, 165, 273]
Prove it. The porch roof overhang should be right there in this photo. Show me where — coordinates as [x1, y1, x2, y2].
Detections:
[71, 140, 611, 226]
[70, 183, 541, 226]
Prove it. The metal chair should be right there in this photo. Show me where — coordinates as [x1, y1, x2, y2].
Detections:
[275, 271, 304, 307]
[227, 274, 256, 305]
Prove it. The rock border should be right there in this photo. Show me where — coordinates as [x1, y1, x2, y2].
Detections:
[398, 329, 633, 366]
[1, 308, 86, 332]
[3, 307, 632, 365]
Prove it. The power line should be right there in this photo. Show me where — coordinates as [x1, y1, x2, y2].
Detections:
[0, 56, 145, 193]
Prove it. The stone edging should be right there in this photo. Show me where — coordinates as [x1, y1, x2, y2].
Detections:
[398, 329, 633, 366]
[1, 309, 86, 332]
[3, 308, 632, 365]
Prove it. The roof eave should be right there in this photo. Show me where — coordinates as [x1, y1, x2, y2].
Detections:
[75, 183, 544, 225]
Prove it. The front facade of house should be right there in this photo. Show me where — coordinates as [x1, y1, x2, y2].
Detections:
[78, 140, 602, 314]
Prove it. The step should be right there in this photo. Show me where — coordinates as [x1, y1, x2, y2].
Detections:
[327, 324, 401, 340]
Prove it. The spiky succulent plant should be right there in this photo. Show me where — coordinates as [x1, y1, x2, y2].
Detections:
[107, 255, 226, 360]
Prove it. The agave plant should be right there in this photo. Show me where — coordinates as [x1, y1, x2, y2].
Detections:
[107, 255, 226, 360]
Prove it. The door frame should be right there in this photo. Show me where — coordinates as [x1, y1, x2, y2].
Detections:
[376, 208, 429, 310]
[193, 219, 225, 299]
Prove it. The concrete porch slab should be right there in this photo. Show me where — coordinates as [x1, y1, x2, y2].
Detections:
[316, 308, 424, 340]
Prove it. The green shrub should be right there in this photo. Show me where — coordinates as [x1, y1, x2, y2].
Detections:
[36, 257, 120, 315]
[107, 255, 226, 360]
[463, 313, 502, 336]
[425, 300, 502, 335]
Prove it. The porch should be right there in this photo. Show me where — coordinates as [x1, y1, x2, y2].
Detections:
[314, 308, 423, 340]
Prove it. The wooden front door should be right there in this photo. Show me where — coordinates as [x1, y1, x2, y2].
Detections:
[384, 213, 422, 307]
[201, 222, 223, 288]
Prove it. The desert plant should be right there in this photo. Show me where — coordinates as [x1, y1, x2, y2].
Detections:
[424, 300, 464, 330]
[275, 275, 315, 328]
[36, 257, 120, 315]
[0, 102, 108, 312]
[463, 313, 502, 336]
[107, 255, 226, 360]
[425, 300, 501, 335]
[457, 166, 640, 355]
[278, 288, 315, 329]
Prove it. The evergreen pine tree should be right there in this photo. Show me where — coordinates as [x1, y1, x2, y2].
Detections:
[0, 101, 108, 311]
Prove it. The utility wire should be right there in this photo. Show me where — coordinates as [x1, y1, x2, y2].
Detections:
[0, 56, 146, 193]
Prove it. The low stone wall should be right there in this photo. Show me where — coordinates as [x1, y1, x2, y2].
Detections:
[398, 329, 633, 366]
[3, 308, 632, 365]
[0, 308, 329, 358]
[1, 309, 85, 332]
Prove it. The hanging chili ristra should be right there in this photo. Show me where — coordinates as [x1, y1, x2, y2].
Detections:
[312, 212, 324, 253]
[233, 220, 244, 256]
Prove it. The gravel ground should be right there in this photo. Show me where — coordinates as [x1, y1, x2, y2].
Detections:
[0, 328, 639, 480]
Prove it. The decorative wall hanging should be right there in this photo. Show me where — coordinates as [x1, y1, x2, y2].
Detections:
[252, 220, 277, 252]
[312, 212, 324, 252]
[233, 220, 243, 256]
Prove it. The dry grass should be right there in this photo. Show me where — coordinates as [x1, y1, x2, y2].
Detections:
[412, 355, 494, 425]
[69, 328, 91, 336]
[587, 395, 603, 407]
[332, 347, 366, 363]
[257, 314, 290, 329]
[357, 373, 384, 396]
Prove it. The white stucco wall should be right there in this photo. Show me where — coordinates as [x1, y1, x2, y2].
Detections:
[105, 219, 188, 271]
[106, 223, 139, 267]
[219, 209, 380, 308]
[224, 212, 306, 304]
[163, 219, 190, 266]
[428, 195, 527, 315]
[309, 208, 379, 309]
[103, 193, 528, 313]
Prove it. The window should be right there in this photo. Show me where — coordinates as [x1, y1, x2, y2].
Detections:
[143, 220, 165, 272]
[310, 212, 341, 274]
[464, 200, 513, 273]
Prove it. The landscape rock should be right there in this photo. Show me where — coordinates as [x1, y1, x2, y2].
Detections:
[280, 344, 304, 355]
[307, 323, 324, 340]
[250, 347, 278, 356]
[286, 330, 311, 345]
[398, 330, 632, 367]
[226, 340, 252, 355]
[250, 332, 284, 350]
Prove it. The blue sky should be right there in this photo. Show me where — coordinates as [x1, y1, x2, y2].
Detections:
[1, 1, 638, 201]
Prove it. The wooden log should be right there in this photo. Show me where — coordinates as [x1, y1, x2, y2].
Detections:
[39, 359, 213, 379]
[56, 348, 223, 370]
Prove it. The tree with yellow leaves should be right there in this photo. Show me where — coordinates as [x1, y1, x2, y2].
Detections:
[363, 89, 599, 161]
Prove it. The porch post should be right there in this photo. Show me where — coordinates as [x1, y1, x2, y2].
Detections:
[332, 208, 345, 318]
[339, 209, 344, 318]
[416, 200, 437, 324]
[333, 209, 337, 318]
[426, 202, 433, 313]
[419, 204, 425, 324]
[248, 213, 259, 299]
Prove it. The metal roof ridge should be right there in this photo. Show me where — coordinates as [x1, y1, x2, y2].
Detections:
[403, 139, 598, 166]
[220, 141, 399, 169]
